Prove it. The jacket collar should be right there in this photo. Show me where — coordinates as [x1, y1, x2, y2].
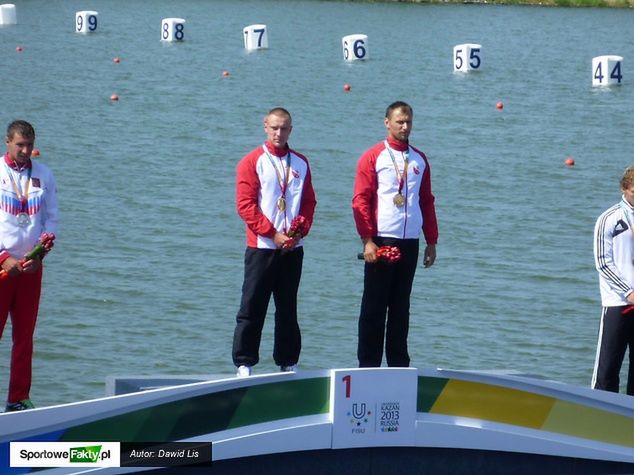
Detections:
[4, 152, 32, 171]
[265, 141, 290, 158]
[386, 136, 409, 152]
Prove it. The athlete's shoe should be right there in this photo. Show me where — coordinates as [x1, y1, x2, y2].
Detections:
[280, 364, 298, 372]
[236, 365, 252, 377]
[5, 399, 35, 412]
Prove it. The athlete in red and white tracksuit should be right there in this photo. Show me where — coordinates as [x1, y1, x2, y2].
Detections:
[352, 102, 438, 367]
[232, 109, 316, 372]
[592, 177, 634, 395]
[0, 121, 59, 408]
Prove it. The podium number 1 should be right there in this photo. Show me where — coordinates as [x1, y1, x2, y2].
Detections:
[342, 375, 351, 398]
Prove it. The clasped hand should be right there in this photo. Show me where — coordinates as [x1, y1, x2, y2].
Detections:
[273, 232, 297, 250]
[1, 256, 41, 276]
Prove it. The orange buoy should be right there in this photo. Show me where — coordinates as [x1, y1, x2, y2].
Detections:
[564, 157, 575, 167]
[113, 56, 121, 64]
[110, 94, 119, 101]
[343, 83, 351, 92]
[496, 101, 504, 110]
[31, 148, 40, 157]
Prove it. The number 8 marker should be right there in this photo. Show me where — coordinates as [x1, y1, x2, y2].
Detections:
[161, 18, 186, 42]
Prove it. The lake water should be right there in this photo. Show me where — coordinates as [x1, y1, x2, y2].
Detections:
[1, 0, 634, 407]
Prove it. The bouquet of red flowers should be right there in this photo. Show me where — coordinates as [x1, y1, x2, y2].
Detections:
[282, 215, 308, 249]
[0, 232, 55, 280]
[376, 245, 401, 263]
[287, 215, 307, 238]
[357, 245, 401, 264]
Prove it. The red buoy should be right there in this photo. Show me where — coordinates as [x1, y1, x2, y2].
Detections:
[31, 148, 40, 157]
[113, 57, 121, 64]
[110, 94, 119, 101]
[564, 157, 575, 167]
[496, 102, 504, 110]
[222, 70, 230, 77]
[343, 83, 351, 92]
[15, 46, 23, 53]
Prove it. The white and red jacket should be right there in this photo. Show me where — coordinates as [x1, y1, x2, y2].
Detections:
[236, 141, 316, 249]
[0, 153, 59, 264]
[352, 137, 438, 244]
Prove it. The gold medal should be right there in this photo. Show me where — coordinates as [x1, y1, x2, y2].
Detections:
[393, 193, 405, 207]
[264, 146, 291, 214]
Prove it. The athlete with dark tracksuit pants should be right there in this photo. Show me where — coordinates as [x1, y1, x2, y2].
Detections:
[352, 101, 438, 368]
[232, 108, 316, 376]
[593, 166, 634, 395]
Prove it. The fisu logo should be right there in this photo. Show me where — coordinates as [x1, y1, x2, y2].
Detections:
[352, 403, 366, 419]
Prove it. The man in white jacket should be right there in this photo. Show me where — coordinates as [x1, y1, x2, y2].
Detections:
[593, 165, 634, 395]
[0, 120, 59, 411]
[232, 108, 316, 377]
[352, 102, 438, 368]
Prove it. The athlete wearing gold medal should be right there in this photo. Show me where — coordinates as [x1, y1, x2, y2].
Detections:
[352, 101, 438, 368]
[233, 107, 317, 377]
[388, 145, 408, 208]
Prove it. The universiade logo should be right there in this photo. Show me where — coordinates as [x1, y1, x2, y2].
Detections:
[348, 402, 372, 433]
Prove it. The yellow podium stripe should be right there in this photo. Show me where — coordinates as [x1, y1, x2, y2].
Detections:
[544, 400, 634, 447]
[430, 380, 556, 428]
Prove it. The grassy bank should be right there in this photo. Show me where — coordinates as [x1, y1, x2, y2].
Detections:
[355, 0, 632, 7]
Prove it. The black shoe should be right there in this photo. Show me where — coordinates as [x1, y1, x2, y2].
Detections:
[5, 399, 35, 412]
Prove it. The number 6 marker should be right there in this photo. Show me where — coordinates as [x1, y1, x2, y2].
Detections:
[342, 34, 368, 62]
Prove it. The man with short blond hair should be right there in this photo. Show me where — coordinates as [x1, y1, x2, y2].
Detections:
[232, 108, 317, 376]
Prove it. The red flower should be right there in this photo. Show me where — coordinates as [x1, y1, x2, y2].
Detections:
[376, 245, 401, 264]
[287, 215, 307, 238]
[282, 215, 308, 250]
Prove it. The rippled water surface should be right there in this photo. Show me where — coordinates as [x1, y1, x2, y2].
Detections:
[1, 0, 634, 406]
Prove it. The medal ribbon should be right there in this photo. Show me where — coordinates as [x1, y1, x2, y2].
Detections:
[4, 163, 31, 213]
[386, 142, 409, 195]
[264, 145, 291, 204]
